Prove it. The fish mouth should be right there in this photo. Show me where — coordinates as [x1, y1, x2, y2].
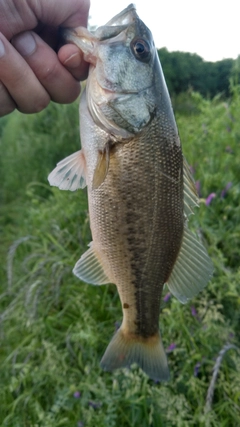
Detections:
[98, 84, 153, 98]
[105, 3, 137, 26]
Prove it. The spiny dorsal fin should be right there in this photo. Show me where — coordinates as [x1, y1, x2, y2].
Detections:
[183, 156, 199, 217]
[167, 225, 213, 303]
[73, 243, 110, 285]
[92, 144, 110, 190]
[48, 150, 87, 191]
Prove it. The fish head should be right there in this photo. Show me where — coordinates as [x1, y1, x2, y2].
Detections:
[63, 4, 159, 138]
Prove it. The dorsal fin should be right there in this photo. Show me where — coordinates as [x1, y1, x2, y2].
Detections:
[167, 225, 213, 303]
[183, 156, 199, 217]
[166, 157, 213, 302]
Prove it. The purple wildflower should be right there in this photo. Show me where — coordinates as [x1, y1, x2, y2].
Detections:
[228, 332, 234, 341]
[205, 193, 216, 206]
[77, 422, 84, 427]
[191, 306, 198, 317]
[221, 182, 232, 198]
[88, 401, 102, 409]
[166, 343, 176, 352]
[163, 292, 171, 302]
[194, 362, 201, 377]
[73, 391, 81, 399]
[195, 180, 201, 197]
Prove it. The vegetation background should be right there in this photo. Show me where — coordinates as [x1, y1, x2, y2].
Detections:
[0, 50, 240, 426]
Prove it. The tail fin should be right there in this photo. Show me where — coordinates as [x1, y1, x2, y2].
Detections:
[100, 328, 169, 381]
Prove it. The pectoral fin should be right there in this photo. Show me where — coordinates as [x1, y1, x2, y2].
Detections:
[73, 243, 110, 285]
[92, 144, 110, 190]
[167, 226, 213, 303]
[48, 150, 87, 191]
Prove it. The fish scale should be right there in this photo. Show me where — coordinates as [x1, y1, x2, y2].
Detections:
[48, 4, 213, 380]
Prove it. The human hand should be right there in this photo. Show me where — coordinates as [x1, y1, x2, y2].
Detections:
[0, 0, 90, 116]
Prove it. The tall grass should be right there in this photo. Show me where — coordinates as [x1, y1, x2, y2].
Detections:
[0, 88, 240, 426]
[0, 102, 80, 204]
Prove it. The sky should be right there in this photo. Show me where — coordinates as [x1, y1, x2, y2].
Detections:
[89, 0, 239, 62]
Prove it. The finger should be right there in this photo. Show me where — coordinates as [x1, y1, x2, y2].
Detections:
[11, 31, 81, 104]
[1, 0, 90, 39]
[29, 0, 90, 28]
[0, 81, 16, 117]
[58, 44, 89, 81]
[0, 32, 50, 114]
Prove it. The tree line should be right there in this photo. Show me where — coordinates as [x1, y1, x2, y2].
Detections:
[158, 48, 239, 98]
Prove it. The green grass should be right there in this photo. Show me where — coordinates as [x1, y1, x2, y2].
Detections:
[0, 88, 240, 426]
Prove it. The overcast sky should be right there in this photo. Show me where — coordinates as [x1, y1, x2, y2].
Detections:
[89, 0, 239, 62]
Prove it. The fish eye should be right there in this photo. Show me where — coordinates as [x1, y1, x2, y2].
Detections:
[131, 38, 151, 63]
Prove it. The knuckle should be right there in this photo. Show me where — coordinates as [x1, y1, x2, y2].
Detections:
[39, 61, 60, 84]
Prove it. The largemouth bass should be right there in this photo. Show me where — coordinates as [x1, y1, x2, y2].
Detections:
[48, 4, 213, 381]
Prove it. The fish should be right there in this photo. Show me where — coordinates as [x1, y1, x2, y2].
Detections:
[48, 4, 213, 381]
